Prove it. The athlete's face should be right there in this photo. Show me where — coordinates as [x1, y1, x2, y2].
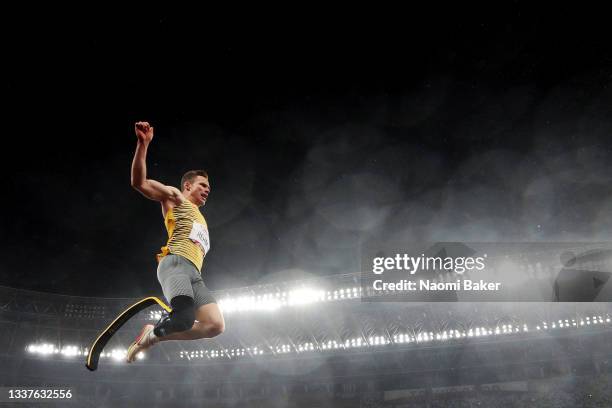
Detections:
[185, 176, 211, 206]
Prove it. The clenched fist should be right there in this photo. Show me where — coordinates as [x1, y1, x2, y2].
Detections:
[135, 121, 154, 143]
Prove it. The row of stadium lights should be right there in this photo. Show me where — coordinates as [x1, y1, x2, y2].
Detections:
[536, 316, 606, 330]
[26, 315, 611, 361]
[26, 344, 144, 361]
[212, 287, 361, 314]
[218, 287, 363, 312]
[178, 315, 612, 360]
[180, 347, 264, 360]
[149, 287, 362, 319]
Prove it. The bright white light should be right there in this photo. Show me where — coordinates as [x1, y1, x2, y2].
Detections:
[206, 286, 368, 314]
[218, 295, 283, 313]
[149, 310, 163, 321]
[60, 346, 79, 357]
[110, 348, 126, 361]
[288, 288, 325, 306]
[41, 344, 54, 355]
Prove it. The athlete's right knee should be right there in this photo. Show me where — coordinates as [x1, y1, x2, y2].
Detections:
[153, 295, 195, 337]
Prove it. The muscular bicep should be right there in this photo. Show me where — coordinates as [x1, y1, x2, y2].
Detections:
[133, 179, 182, 204]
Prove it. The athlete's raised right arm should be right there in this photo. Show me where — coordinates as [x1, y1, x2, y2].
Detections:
[130, 121, 182, 204]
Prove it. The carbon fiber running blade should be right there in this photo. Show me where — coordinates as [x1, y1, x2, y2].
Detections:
[86, 296, 171, 371]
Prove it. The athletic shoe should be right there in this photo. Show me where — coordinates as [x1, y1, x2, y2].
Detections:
[126, 324, 157, 363]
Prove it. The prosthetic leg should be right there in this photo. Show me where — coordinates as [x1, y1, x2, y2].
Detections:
[86, 296, 171, 371]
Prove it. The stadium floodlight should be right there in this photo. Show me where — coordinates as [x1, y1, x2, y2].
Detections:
[150, 310, 163, 321]
[41, 344, 54, 355]
[110, 348, 126, 361]
[288, 287, 325, 306]
[204, 285, 367, 315]
[61, 346, 79, 357]
[218, 295, 283, 313]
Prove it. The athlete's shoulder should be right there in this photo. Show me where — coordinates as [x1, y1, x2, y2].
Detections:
[161, 190, 186, 218]
[167, 186, 185, 202]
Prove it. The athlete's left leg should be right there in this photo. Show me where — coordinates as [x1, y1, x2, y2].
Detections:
[158, 302, 224, 341]
[126, 262, 224, 362]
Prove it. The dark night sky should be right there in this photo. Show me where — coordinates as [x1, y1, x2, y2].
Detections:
[2, 6, 612, 297]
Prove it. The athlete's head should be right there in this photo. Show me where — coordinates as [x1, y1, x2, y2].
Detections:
[181, 170, 210, 207]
